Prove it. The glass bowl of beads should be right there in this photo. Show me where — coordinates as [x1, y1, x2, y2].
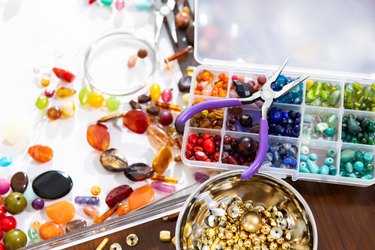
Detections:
[84, 30, 157, 96]
[176, 170, 317, 250]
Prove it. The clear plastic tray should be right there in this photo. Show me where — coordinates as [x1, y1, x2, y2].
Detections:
[181, 65, 375, 187]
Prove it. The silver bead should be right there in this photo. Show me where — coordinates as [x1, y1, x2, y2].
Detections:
[205, 215, 218, 227]
[126, 234, 138, 247]
[227, 204, 240, 218]
[109, 243, 122, 250]
[279, 219, 288, 230]
[270, 227, 283, 239]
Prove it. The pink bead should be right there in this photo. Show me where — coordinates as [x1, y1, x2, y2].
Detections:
[193, 172, 209, 183]
[150, 182, 176, 194]
[161, 89, 172, 103]
[115, 0, 125, 11]
[0, 179, 10, 195]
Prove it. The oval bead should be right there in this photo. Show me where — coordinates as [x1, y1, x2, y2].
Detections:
[32, 170, 73, 199]
[128, 185, 155, 211]
[83, 206, 100, 219]
[124, 163, 154, 181]
[151, 146, 172, 175]
[56, 87, 76, 98]
[150, 182, 175, 194]
[122, 110, 150, 134]
[46, 200, 75, 224]
[87, 124, 110, 151]
[100, 148, 128, 172]
[146, 125, 175, 150]
[28, 145, 53, 163]
[161, 89, 172, 103]
[0, 179, 10, 195]
[10, 172, 28, 193]
[105, 185, 133, 208]
[79, 86, 93, 105]
[39, 222, 64, 240]
[150, 84, 161, 102]
[65, 219, 87, 233]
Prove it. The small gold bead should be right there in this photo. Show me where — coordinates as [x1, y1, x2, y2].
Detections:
[269, 242, 278, 249]
[244, 200, 253, 210]
[267, 234, 274, 242]
[276, 237, 285, 244]
[282, 242, 291, 249]
[126, 234, 138, 247]
[171, 236, 176, 246]
[253, 246, 261, 250]
[227, 239, 234, 246]
[159, 230, 171, 242]
[239, 230, 248, 239]
[244, 239, 252, 247]
[231, 225, 237, 233]
[269, 218, 277, 227]
[263, 210, 271, 218]
[259, 234, 266, 243]
[225, 231, 233, 239]
[206, 228, 216, 238]
[285, 230, 292, 241]
[253, 236, 261, 246]
[261, 225, 271, 235]
[109, 243, 122, 250]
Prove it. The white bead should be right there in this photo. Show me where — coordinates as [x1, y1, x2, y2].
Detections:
[301, 145, 309, 155]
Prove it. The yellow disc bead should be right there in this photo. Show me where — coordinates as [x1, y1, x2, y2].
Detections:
[88, 93, 105, 108]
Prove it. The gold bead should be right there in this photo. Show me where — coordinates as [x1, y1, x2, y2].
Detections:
[254, 205, 265, 213]
[227, 204, 240, 218]
[231, 225, 238, 233]
[126, 234, 138, 247]
[285, 230, 292, 241]
[241, 211, 262, 233]
[267, 234, 274, 242]
[171, 236, 176, 246]
[282, 242, 291, 249]
[269, 218, 277, 227]
[270, 242, 278, 249]
[253, 246, 261, 250]
[252, 236, 261, 246]
[159, 230, 171, 242]
[206, 228, 216, 238]
[239, 230, 248, 239]
[225, 231, 233, 239]
[227, 239, 234, 246]
[244, 239, 252, 247]
[262, 210, 271, 218]
[237, 239, 244, 246]
[261, 224, 271, 235]
[244, 200, 253, 210]
[109, 243, 122, 250]
[96, 238, 109, 250]
[276, 237, 285, 244]
[183, 223, 192, 238]
[259, 234, 266, 243]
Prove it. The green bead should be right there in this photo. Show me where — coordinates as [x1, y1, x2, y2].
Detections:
[368, 137, 375, 145]
[105, 96, 121, 111]
[328, 90, 341, 107]
[313, 81, 323, 97]
[329, 165, 337, 175]
[35, 96, 49, 110]
[351, 137, 359, 143]
[319, 165, 330, 175]
[354, 151, 364, 162]
[79, 86, 92, 105]
[306, 88, 316, 101]
[4, 192, 27, 215]
[361, 174, 373, 180]
[345, 162, 354, 173]
[326, 148, 337, 158]
[347, 117, 361, 134]
[320, 90, 329, 101]
[341, 150, 355, 163]
[368, 120, 375, 132]
[365, 164, 374, 173]
[326, 114, 338, 128]
[325, 128, 335, 137]
[306, 80, 314, 91]
[315, 122, 328, 133]
[310, 98, 322, 106]
[28, 228, 41, 244]
[354, 161, 364, 172]
[371, 83, 375, 91]
[101, 0, 113, 6]
[3, 229, 27, 250]
[339, 170, 345, 176]
[345, 83, 353, 93]
[363, 152, 373, 163]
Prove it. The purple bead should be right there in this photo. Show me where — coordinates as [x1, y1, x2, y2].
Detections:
[194, 172, 209, 183]
[151, 182, 176, 194]
[31, 198, 45, 210]
[74, 196, 100, 205]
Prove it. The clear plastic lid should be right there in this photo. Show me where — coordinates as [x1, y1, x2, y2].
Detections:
[195, 0, 375, 76]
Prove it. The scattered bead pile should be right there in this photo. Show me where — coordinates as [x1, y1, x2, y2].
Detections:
[262, 142, 298, 169]
[268, 108, 301, 138]
[344, 82, 375, 111]
[222, 135, 258, 166]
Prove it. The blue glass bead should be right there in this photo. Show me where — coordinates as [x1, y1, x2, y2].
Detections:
[262, 161, 273, 168]
[292, 130, 300, 137]
[282, 143, 291, 150]
[289, 157, 297, 168]
[361, 174, 373, 180]
[309, 153, 318, 161]
[274, 125, 285, 134]
[266, 152, 274, 162]
[282, 112, 289, 119]
[329, 165, 337, 175]
[282, 158, 292, 166]
[276, 75, 288, 85]
[0, 156, 12, 167]
[326, 148, 336, 158]
[273, 151, 281, 161]
[74, 196, 100, 205]
[287, 146, 298, 157]
[273, 160, 282, 168]
[324, 157, 334, 166]
[294, 118, 301, 126]
[270, 109, 283, 123]
[295, 112, 301, 118]
[345, 162, 354, 173]
[354, 161, 364, 172]
[307, 159, 319, 174]
[269, 144, 279, 153]
[300, 154, 308, 162]
[280, 118, 288, 126]
[363, 152, 373, 163]
[319, 165, 330, 175]
[325, 128, 335, 137]
[348, 173, 357, 178]
[288, 111, 296, 119]
[293, 97, 302, 104]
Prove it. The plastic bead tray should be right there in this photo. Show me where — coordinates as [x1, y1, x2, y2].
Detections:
[181, 65, 375, 187]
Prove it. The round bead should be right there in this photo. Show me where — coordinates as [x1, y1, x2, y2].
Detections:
[161, 89, 172, 103]
[301, 146, 309, 155]
[47, 106, 62, 120]
[79, 86, 93, 105]
[363, 152, 374, 163]
[105, 96, 121, 111]
[324, 157, 334, 166]
[110, 243, 122, 250]
[4, 192, 27, 214]
[354, 161, 364, 172]
[90, 185, 101, 196]
[0, 180, 10, 195]
[3, 229, 27, 250]
[324, 128, 335, 137]
[158, 110, 173, 126]
[35, 96, 49, 110]
[241, 212, 262, 233]
[270, 227, 283, 239]
[0, 216, 17, 232]
[150, 84, 161, 102]
[88, 93, 104, 108]
[309, 153, 318, 161]
[326, 148, 337, 157]
[319, 165, 330, 175]
[31, 198, 45, 210]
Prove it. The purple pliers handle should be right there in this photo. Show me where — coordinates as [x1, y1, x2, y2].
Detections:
[176, 98, 269, 181]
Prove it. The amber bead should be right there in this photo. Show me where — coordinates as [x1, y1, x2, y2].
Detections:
[86, 124, 110, 151]
[128, 185, 155, 211]
[152, 146, 172, 175]
[47, 106, 62, 120]
[83, 206, 100, 219]
[39, 222, 64, 240]
[28, 145, 53, 163]
[116, 203, 130, 216]
[56, 87, 76, 98]
[46, 200, 75, 224]
[150, 84, 161, 102]
[146, 125, 175, 150]
[122, 110, 150, 134]
[94, 203, 121, 224]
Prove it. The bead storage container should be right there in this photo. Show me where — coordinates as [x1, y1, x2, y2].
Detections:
[181, 0, 375, 187]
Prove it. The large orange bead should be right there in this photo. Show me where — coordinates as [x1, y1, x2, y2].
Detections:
[28, 145, 53, 163]
[39, 222, 64, 240]
[128, 185, 155, 211]
[46, 200, 75, 224]
[122, 110, 150, 134]
[86, 124, 110, 151]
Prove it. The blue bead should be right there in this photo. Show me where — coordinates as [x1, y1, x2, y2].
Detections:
[287, 146, 298, 157]
[363, 152, 373, 163]
[262, 161, 273, 168]
[300, 154, 308, 162]
[324, 157, 334, 166]
[309, 153, 318, 161]
[274, 151, 281, 161]
[270, 109, 282, 123]
[288, 111, 296, 119]
[293, 125, 300, 132]
[266, 152, 274, 162]
[274, 125, 284, 134]
[354, 161, 364, 172]
[299, 164, 310, 173]
[339, 170, 345, 176]
[282, 112, 289, 119]
[282, 157, 292, 165]
[136, 0, 153, 11]
[329, 165, 337, 175]
[345, 163, 354, 173]
[294, 118, 301, 126]
[282, 143, 291, 150]
[289, 157, 297, 168]
[0, 156, 13, 167]
[307, 159, 319, 174]
[295, 112, 301, 118]
[280, 118, 288, 126]
[319, 165, 330, 175]
[276, 75, 287, 85]
[269, 144, 279, 153]
[325, 128, 335, 137]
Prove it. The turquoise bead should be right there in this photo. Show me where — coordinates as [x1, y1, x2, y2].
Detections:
[309, 153, 318, 161]
[348, 173, 357, 178]
[329, 165, 337, 175]
[339, 170, 345, 176]
[135, 0, 153, 11]
[0, 156, 13, 167]
[300, 154, 308, 162]
[299, 166, 310, 173]
[354, 161, 364, 172]
[326, 148, 337, 157]
[340, 149, 355, 163]
[324, 157, 334, 166]
[101, 0, 113, 6]
[324, 128, 335, 137]
[354, 151, 364, 162]
[319, 165, 330, 175]
[345, 162, 354, 173]
[361, 174, 373, 180]
[306, 159, 319, 174]
[28, 228, 41, 244]
[363, 152, 374, 163]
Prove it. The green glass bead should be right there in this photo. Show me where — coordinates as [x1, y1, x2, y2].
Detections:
[28, 228, 41, 244]
[345, 84, 353, 93]
[361, 174, 373, 180]
[79, 86, 92, 105]
[354, 161, 364, 172]
[345, 134, 352, 142]
[329, 165, 337, 175]
[351, 137, 359, 143]
[315, 122, 328, 133]
[352, 82, 362, 91]
[365, 164, 374, 173]
[101, 0, 113, 6]
[368, 137, 375, 145]
[345, 162, 354, 173]
[320, 90, 328, 101]
[328, 90, 341, 107]
[325, 128, 335, 137]
[326, 114, 338, 128]
[310, 98, 322, 106]
[306, 80, 314, 91]
[347, 117, 361, 134]
[35, 96, 49, 110]
[306, 88, 316, 101]
[371, 83, 375, 91]
[324, 157, 334, 166]
[4, 192, 27, 215]
[341, 149, 355, 163]
[339, 170, 345, 176]
[319, 165, 330, 175]
[326, 148, 337, 158]
[354, 151, 364, 162]
[313, 81, 323, 97]
[364, 86, 371, 100]
[3, 229, 27, 250]
[363, 152, 373, 163]
[348, 173, 357, 178]
[105, 96, 121, 111]
[368, 120, 375, 132]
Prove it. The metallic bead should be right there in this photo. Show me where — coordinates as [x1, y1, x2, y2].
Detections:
[261, 225, 271, 235]
[227, 204, 240, 218]
[261, 244, 269, 250]
[206, 228, 216, 238]
[244, 239, 252, 247]
[218, 220, 227, 228]
[218, 203, 228, 210]
[276, 237, 285, 244]
[159, 230, 171, 242]
[253, 236, 261, 246]
[205, 215, 218, 227]
[225, 231, 233, 239]
[269, 218, 277, 227]
[183, 223, 192, 238]
[202, 245, 209, 250]
[253, 246, 261, 250]
[285, 230, 292, 241]
[241, 211, 262, 232]
[96, 238, 109, 250]
[282, 242, 291, 249]
[249, 233, 257, 239]
[269, 242, 278, 250]
[273, 211, 283, 220]
[259, 234, 266, 243]
[244, 200, 254, 210]
[237, 239, 244, 247]
[231, 225, 238, 233]
[227, 239, 234, 246]
[271, 206, 278, 213]
[109, 243, 122, 250]
[254, 205, 265, 213]
[126, 234, 139, 246]
[279, 219, 288, 230]
[270, 227, 283, 239]
[239, 230, 248, 239]
[267, 234, 274, 242]
[262, 210, 271, 218]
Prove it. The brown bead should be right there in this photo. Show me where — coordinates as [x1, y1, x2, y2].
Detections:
[146, 105, 160, 116]
[65, 219, 87, 233]
[129, 100, 141, 110]
[138, 94, 151, 103]
[47, 106, 62, 120]
[10, 172, 28, 193]
[137, 49, 148, 59]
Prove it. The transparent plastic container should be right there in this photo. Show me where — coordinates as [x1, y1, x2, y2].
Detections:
[181, 0, 375, 187]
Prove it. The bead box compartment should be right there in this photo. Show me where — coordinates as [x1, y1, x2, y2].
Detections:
[181, 65, 375, 187]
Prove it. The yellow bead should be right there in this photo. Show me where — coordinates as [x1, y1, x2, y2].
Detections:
[61, 101, 76, 118]
[40, 78, 50, 87]
[159, 230, 171, 242]
[88, 93, 105, 108]
[90, 185, 101, 196]
[56, 87, 76, 98]
[150, 83, 161, 102]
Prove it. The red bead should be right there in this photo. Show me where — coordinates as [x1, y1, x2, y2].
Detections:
[186, 144, 193, 151]
[194, 151, 207, 161]
[257, 75, 267, 85]
[0, 216, 17, 232]
[0, 204, 5, 220]
[161, 89, 172, 103]
[185, 150, 192, 158]
[197, 138, 203, 145]
[44, 89, 55, 98]
[214, 152, 220, 161]
[205, 158, 212, 162]
[122, 110, 150, 134]
[202, 133, 211, 140]
[187, 134, 198, 145]
[203, 139, 214, 153]
[88, 0, 96, 4]
[0, 242, 4, 250]
[105, 185, 133, 208]
[52, 67, 75, 83]
[193, 146, 203, 152]
[0, 229, 2, 240]
[231, 75, 238, 81]
[158, 109, 173, 126]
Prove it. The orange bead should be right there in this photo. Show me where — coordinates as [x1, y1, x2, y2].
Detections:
[88, 93, 105, 108]
[39, 222, 64, 240]
[215, 81, 223, 88]
[0, 196, 2, 204]
[28, 145, 54, 163]
[150, 84, 161, 102]
[56, 87, 76, 98]
[40, 78, 50, 87]
[83, 206, 100, 219]
[90, 185, 101, 196]
[46, 200, 75, 224]
[219, 89, 227, 97]
[116, 203, 130, 216]
[86, 124, 110, 151]
[128, 185, 155, 211]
